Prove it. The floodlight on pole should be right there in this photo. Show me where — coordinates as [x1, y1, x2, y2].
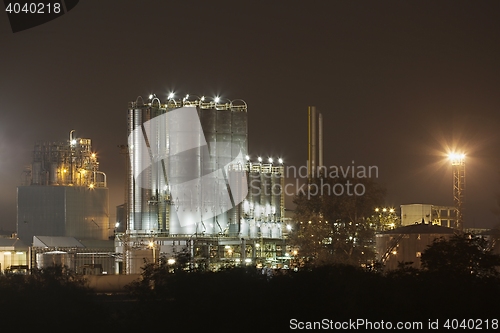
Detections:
[448, 152, 465, 231]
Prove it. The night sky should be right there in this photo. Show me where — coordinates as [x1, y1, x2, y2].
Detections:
[1, 1, 499, 232]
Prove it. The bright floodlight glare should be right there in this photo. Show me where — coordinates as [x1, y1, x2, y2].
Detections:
[258, 156, 262, 162]
[185, 94, 189, 99]
[214, 96, 220, 103]
[70, 139, 76, 145]
[278, 158, 283, 164]
[286, 225, 292, 231]
[245, 155, 250, 161]
[201, 96, 205, 101]
[448, 152, 466, 165]
[168, 92, 174, 99]
[115, 222, 120, 228]
[268, 157, 273, 163]
[149, 94, 153, 99]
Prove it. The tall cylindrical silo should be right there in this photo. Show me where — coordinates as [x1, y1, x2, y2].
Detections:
[199, 107, 217, 234]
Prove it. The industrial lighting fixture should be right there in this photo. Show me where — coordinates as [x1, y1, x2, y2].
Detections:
[168, 92, 174, 99]
[258, 157, 262, 163]
[268, 157, 273, 163]
[448, 152, 465, 165]
[214, 96, 220, 103]
[278, 158, 283, 164]
[245, 155, 250, 161]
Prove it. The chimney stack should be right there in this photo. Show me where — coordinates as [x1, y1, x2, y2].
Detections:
[308, 106, 323, 183]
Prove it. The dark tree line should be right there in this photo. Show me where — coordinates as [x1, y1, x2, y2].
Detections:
[1, 234, 500, 331]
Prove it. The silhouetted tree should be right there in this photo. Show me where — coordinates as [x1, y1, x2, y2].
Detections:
[290, 176, 385, 266]
[421, 233, 500, 277]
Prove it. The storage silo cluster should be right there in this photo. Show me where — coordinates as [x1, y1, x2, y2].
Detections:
[117, 95, 286, 273]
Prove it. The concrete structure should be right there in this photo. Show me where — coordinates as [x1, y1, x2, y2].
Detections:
[400, 204, 456, 228]
[116, 95, 286, 274]
[17, 131, 109, 245]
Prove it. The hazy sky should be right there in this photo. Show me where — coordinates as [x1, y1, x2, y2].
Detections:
[1, 1, 499, 231]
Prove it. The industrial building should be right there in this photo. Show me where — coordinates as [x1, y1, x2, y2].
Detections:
[14, 131, 113, 273]
[400, 204, 457, 228]
[116, 95, 286, 274]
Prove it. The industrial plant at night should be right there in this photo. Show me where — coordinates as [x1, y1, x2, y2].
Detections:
[117, 95, 287, 274]
[7, 94, 498, 276]
[10, 95, 290, 275]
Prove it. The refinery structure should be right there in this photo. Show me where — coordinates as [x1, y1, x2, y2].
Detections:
[7, 94, 485, 276]
[17, 131, 109, 243]
[116, 95, 287, 274]
[15, 132, 111, 273]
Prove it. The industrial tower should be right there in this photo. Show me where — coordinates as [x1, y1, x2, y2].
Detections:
[307, 106, 323, 182]
[116, 95, 286, 274]
[17, 131, 109, 244]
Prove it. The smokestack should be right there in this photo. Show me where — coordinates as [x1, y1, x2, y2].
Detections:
[318, 112, 323, 172]
[308, 106, 317, 183]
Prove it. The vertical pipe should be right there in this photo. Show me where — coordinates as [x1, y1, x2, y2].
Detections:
[311, 106, 316, 180]
[318, 112, 323, 173]
[308, 107, 311, 184]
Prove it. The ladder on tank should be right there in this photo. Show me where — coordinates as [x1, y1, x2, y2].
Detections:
[380, 233, 405, 265]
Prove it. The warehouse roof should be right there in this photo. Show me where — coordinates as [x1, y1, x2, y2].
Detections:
[33, 236, 85, 248]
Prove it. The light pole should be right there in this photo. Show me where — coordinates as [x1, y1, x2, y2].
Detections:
[448, 153, 465, 231]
